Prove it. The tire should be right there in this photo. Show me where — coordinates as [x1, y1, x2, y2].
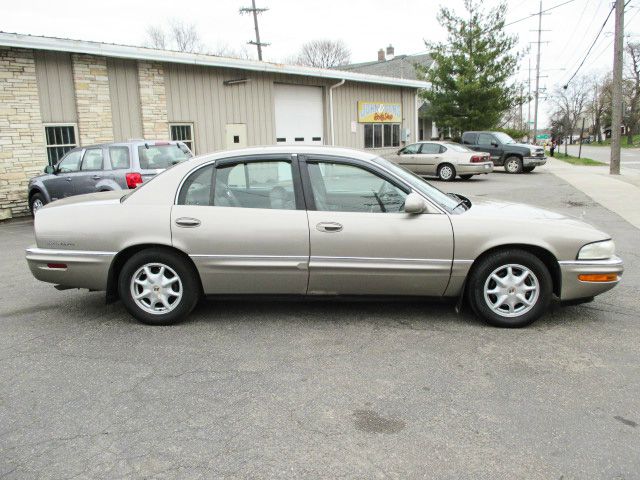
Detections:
[437, 163, 456, 181]
[467, 249, 552, 328]
[504, 156, 523, 174]
[523, 166, 535, 173]
[459, 174, 473, 180]
[29, 192, 47, 216]
[118, 248, 200, 325]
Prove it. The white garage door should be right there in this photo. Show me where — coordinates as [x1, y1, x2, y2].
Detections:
[274, 84, 324, 145]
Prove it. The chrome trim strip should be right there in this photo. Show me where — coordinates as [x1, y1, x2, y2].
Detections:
[25, 247, 116, 257]
[311, 255, 452, 264]
[558, 256, 624, 267]
[189, 254, 307, 260]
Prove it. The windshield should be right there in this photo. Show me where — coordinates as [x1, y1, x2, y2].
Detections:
[373, 156, 463, 212]
[137, 143, 191, 170]
[445, 142, 473, 152]
[494, 132, 516, 144]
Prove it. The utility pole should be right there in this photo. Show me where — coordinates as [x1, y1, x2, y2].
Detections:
[527, 57, 532, 142]
[610, 0, 624, 175]
[239, 0, 269, 61]
[578, 117, 585, 158]
[532, 0, 543, 145]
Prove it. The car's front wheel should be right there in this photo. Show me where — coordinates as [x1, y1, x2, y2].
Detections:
[29, 192, 47, 216]
[437, 163, 456, 181]
[467, 249, 552, 327]
[504, 156, 523, 174]
[118, 248, 200, 325]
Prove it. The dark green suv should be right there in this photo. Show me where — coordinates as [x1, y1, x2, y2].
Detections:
[461, 131, 547, 174]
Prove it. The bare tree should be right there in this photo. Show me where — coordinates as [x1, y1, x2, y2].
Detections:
[292, 40, 351, 68]
[551, 76, 590, 146]
[624, 41, 640, 145]
[587, 74, 610, 143]
[144, 20, 206, 53]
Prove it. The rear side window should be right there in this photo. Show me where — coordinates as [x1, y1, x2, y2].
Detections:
[462, 133, 476, 145]
[109, 147, 131, 169]
[137, 144, 190, 170]
[177, 165, 214, 206]
[81, 149, 104, 170]
[419, 143, 441, 154]
[478, 134, 495, 146]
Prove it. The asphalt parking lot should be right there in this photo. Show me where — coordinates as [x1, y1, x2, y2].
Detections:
[1, 168, 639, 479]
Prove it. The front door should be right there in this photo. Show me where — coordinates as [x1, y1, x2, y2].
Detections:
[171, 155, 310, 295]
[43, 150, 83, 201]
[301, 156, 454, 296]
[477, 133, 503, 163]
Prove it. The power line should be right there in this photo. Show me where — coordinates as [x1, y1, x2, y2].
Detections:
[505, 0, 578, 27]
[562, 2, 616, 87]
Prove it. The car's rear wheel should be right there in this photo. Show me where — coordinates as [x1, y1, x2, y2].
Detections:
[118, 248, 200, 325]
[504, 156, 523, 174]
[523, 166, 536, 173]
[467, 249, 552, 328]
[437, 163, 456, 181]
[29, 192, 46, 216]
[459, 174, 473, 180]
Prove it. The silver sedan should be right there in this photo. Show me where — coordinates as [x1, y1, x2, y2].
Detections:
[391, 141, 493, 181]
[26, 146, 623, 327]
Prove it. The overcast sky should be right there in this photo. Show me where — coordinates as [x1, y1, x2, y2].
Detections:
[1, 0, 639, 127]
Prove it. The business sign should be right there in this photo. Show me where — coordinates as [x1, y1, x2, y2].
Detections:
[357, 102, 402, 123]
[536, 134, 550, 140]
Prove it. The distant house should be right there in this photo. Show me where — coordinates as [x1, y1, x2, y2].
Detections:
[338, 45, 439, 140]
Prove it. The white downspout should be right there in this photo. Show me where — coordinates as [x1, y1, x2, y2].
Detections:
[329, 79, 346, 146]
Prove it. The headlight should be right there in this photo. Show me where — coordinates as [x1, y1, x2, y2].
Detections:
[529, 147, 537, 156]
[578, 240, 615, 260]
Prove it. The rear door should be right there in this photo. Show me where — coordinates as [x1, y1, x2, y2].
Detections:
[75, 147, 105, 194]
[413, 142, 444, 175]
[301, 155, 454, 296]
[43, 150, 83, 200]
[171, 155, 310, 295]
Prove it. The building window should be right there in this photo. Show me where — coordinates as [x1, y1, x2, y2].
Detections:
[44, 125, 77, 165]
[170, 124, 194, 153]
[364, 123, 400, 149]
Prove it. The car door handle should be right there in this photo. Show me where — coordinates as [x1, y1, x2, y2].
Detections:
[65, 177, 72, 181]
[316, 222, 343, 233]
[92, 175, 101, 180]
[175, 217, 201, 228]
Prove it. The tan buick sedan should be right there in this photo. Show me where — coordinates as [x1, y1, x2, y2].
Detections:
[26, 146, 623, 328]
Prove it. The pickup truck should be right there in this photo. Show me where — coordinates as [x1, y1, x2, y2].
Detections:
[461, 131, 546, 173]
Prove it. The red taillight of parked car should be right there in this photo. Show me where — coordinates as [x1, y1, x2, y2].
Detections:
[470, 155, 486, 163]
[126, 172, 143, 189]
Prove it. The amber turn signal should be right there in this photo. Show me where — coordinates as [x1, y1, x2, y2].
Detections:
[578, 273, 618, 282]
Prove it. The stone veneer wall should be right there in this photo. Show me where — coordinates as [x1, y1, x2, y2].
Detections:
[71, 54, 114, 146]
[138, 61, 169, 140]
[0, 47, 47, 219]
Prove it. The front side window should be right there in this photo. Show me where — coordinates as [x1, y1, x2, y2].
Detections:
[307, 162, 407, 213]
[109, 147, 131, 169]
[478, 134, 496, 146]
[170, 124, 194, 153]
[402, 143, 421, 154]
[213, 161, 296, 210]
[81, 149, 104, 171]
[364, 123, 401, 148]
[138, 144, 190, 170]
[44, 125, 77, 165]
[56, 150, 81, 173]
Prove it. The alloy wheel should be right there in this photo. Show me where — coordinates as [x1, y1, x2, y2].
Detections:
[31, 199, 44, 212]
[439, 165, 454, 180]
[483, 264, 539, 318]
[130, 263, 183, 315]
[506, 159, 520, 173]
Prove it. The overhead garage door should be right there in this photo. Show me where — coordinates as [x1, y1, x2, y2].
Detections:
[274, 84, 324, 145]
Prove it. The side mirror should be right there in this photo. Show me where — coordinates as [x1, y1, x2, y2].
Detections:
[397, 148, 405, 155]
[404, 192, 426, 214]
[44, 165, 55, 174]
[491, 141, 499, 147]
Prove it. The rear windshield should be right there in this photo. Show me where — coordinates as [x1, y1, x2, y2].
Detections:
[445, 142, 473, 152]
[137, 144, 191, 170]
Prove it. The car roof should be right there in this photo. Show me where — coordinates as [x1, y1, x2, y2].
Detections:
[70, 140, 183, 149]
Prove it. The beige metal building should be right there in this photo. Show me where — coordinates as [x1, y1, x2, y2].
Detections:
[0, 33, 427, 219]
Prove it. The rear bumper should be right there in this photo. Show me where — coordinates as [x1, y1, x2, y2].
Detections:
[25, 246, 114, 291]
[558, 256, 624, 300]
[457, 162, 494, 175]
[523, 156, 547, 167]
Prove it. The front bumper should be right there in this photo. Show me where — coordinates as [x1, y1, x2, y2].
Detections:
[558, 256, 624, 301]
[457, 162, 494, 175]
[25, 246, 115, 291]
[523, 156, 547, 167]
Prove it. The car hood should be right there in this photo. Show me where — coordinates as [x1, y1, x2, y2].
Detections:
[461, 195, 607, 234]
